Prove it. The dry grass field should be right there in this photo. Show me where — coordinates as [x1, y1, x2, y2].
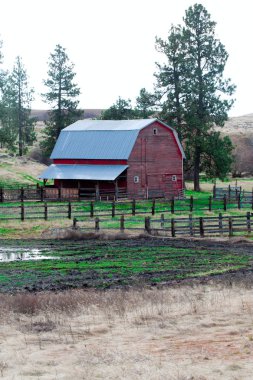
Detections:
[0, 284, 253, 379]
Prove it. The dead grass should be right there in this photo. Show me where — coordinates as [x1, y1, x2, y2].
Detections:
[0, 284, 253, 379]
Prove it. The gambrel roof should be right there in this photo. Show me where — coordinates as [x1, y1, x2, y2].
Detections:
[50, 119, 185, 160]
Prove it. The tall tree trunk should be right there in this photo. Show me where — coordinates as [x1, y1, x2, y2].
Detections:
[194, 147, 201, 191]
[18, 80, 23, 156]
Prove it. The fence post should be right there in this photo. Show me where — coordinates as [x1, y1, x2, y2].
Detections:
[171, 218, 175, 237]
[218, 213, 223, 235]
[213, 185, 216, 198]
[20, 187, 24, 203]
[189, 214, 193, 236]
[190, 196, 193, 213]
[223, 194, 227, 211]
[247, 212, 251, 234]
[228, 216, 233, 237]
[111, 201, 115, 217]
[151, 199, 156, 215]
[0, 188, 3, 203]
[171, 197, 175, 214]
[145, 217, 151, 234]
[238, 193, 241, 210]
[95, 217, 100, 232]
[209, 196, 212, 212]
[73, 217, 77, 229]
[161, 213, 165, 229]
[228, 185, 231, 201]
[44, 202, 48, 221]
[58, 187, 62, 201]
[132, 199, 136, 216]
[68, 202, 72, 219]
[40, 186, 44, 202]
[199, 217, 204, 237]
[21, 202, 25, 221]
[90, 201, 94, 217]
[120, 215, 125, 232]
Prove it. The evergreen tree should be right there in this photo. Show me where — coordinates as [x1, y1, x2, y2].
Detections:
[1, 56, 35, 155]
[135, 88, 157, 118]
[41, 44, 81, 156]
[155, 4, 235, 190]
[101, 97, 137, 120]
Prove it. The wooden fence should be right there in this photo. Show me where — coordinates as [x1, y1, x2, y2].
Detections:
[1, 195, 253, 221]
[73, 212, 253, 237]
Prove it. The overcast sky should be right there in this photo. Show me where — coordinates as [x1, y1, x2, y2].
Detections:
[0, 0, 252, 117]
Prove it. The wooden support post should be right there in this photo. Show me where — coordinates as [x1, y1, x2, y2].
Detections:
[209, 196, 212, 212]
[190, 195, 193, 213]
[228, 216, 233, 237]
[21, 202, 25, 221]
[44, 202, 48, 221]
[161, 213, 165, 229]
[58, 187, 62, 201]
[151, 199, 155, 215]
[238, 193, 241, 209]
[247, 212, 251, 233]
[40, 186, 44, 202]
[0, 188, 3, 203]
[228, 184, 231, 201]
[218, 213, 223, 234]
[132, 199, 136, 216]
[120, 215, 125, 232]
[95, 217, 100, 232]
[95, 183, 100, 201]
[115, 180, 119, 201]
[73, 217, 77, 229]
[90, 201, 94, 217]
[145, 217, 151, 234]
[171, 218, 175, 237]
[223, 195, 227, 211]
[112, 201, 115, 217]
[199, 217, 204, 237]
[189, 214, 193, 236]
[171, 197, 175, 214]
[68, 202, 72, 219]
[20, 187, 24, 203]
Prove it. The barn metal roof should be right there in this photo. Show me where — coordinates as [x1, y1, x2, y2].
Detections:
[50, 118, 185, 160]
[50, 130, 139, 160]
[64, 119, 157, 131]
[39, 164, 128, 181]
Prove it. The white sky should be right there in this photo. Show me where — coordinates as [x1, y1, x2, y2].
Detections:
[0, 0, 252, 117]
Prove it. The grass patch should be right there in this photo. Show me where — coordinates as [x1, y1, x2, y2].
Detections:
[0, 239, 251, 292]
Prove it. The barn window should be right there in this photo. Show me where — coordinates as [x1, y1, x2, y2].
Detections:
[134, 176, 139, 183]
[172, 175, 177, 182]
[153, 128, 158, 135]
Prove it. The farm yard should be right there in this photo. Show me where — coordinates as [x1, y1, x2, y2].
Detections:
[1, 164, 253, 379]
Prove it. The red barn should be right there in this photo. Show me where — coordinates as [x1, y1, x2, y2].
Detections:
[40, 119, 185, 199]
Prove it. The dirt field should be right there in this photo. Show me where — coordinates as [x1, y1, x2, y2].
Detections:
[0, 284, 253, 379]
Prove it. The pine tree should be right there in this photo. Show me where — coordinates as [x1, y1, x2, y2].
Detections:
[1, 56, 35, 155]
[101, 97, 137, 120]
[155, 4, 235, 190]
[41, 44, 81, 156]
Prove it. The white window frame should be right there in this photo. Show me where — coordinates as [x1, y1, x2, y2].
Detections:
[172, 175, 177, 182]
[153, 128, 158, 135]
[134, 176, 139, 183]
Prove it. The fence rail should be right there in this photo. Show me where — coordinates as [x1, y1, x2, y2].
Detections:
[1, 195, 253, 221]
[72, 212, 253, 237]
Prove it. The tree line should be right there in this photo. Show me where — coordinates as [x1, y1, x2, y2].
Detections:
[0, 3, 235, 191]
[0, 44, 81, 158]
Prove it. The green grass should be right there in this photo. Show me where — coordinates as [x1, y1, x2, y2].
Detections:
[0, 240, 251, 292]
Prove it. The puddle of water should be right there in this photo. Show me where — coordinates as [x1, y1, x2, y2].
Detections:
[0, 247, 56, 262]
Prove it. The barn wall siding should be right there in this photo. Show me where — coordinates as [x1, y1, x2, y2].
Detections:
[127, 121, 183, 198]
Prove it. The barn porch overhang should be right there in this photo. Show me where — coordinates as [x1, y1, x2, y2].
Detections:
[39, 164, 128, 181]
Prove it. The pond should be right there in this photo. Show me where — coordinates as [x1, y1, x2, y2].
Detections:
[0, 247, 56, 262]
